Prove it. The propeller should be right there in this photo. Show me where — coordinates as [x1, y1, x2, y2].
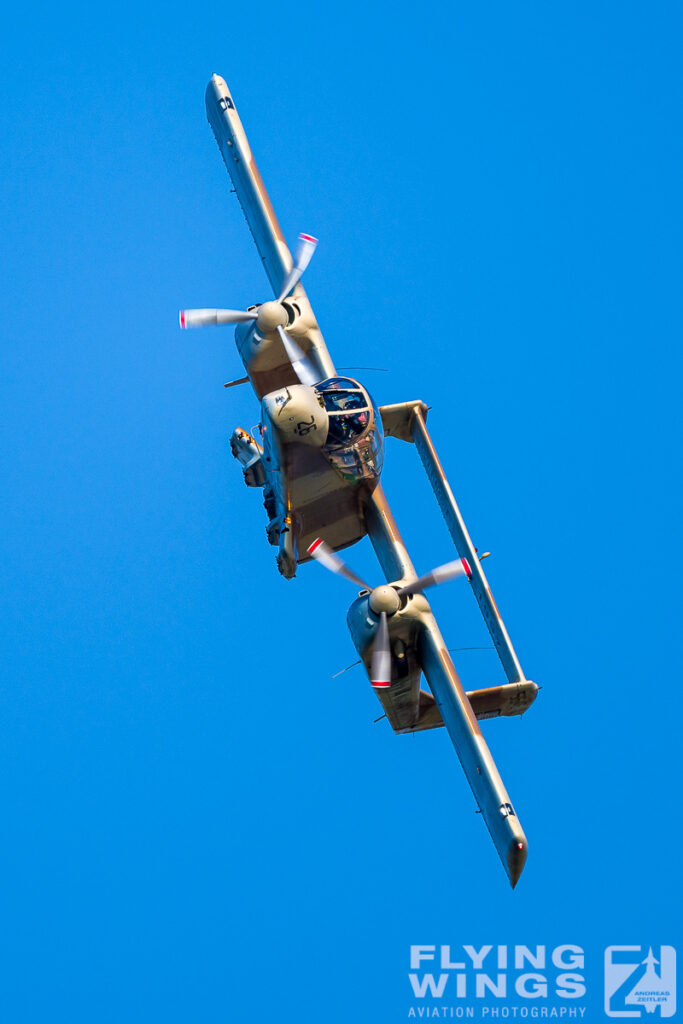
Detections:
[307, 538, 472, 688]
[179, 233, 320, 386]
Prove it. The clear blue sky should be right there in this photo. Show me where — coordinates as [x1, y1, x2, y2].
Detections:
[1, 2, 681, 1021]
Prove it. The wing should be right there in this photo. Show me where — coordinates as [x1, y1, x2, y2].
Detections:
[205, 75, 336, 397]
[205, 74, 291, 296]
[418, 614, 528, 887]
[364, 485, 529, 888]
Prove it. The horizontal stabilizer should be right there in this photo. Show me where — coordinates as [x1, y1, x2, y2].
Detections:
[397, 680, 538, 733]
[467, 680, 538, 719]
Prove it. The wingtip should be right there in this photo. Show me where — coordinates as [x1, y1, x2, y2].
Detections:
[206, 73, 227, 97]
[507, 838, 527, 888]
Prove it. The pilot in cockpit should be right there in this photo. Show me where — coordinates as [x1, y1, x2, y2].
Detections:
[320, 390, 367, 413]
[326, 410, 370, 445]
[315, 377, 372, 447]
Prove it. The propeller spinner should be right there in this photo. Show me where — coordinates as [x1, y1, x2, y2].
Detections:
[307, 538, 471, 688]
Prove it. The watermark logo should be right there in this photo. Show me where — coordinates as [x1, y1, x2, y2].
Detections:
[408, 945, 587, 1017]
[604, 946, 676, 1018]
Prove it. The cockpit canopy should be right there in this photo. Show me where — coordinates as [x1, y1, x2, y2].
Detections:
[315, 377, 377, 448]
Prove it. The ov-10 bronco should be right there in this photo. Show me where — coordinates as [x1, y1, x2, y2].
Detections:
[179, 74, 538, 887]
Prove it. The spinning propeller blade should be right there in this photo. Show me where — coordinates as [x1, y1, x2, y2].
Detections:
[398, 557, 472, 597]
[179, 308, 258, 329]
[276, 326, 319, 387]
[307, 539, 370, 590]
[370, 612, 391, 688]
[278, 234, 318, 302]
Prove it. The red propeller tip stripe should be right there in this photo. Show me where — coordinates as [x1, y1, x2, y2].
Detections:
[372, 680, 391, 689]
[462, 557, 472, 577]
[179, 311, 186, 329]
[308, 538, 323, 554]
[299, 233, 318, 243]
